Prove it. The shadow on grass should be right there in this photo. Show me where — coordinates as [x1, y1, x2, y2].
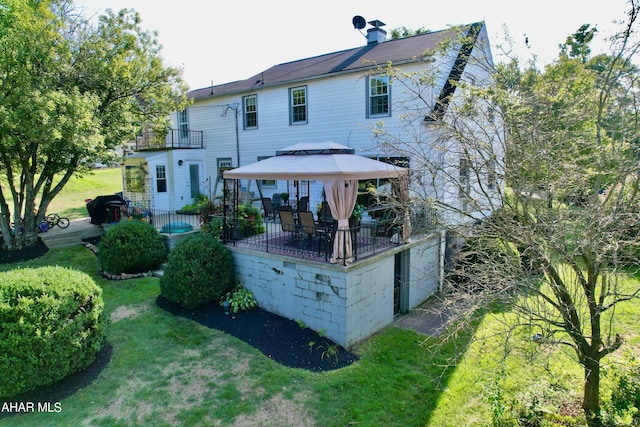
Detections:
[0, 344, 112, 419]
[312, 306, 482, 426]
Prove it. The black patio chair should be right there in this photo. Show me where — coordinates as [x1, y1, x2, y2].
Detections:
[296, 196, 309, 213]
[272, 193, 283, 211]
[261, 197, 276, 220]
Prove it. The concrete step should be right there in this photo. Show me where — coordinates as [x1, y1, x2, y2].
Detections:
[39, 219, 103, 249]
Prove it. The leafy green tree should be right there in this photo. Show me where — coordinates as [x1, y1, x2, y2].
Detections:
[0, 0, 187, 250]
[560, 23, 598, 63]
[374, 2, 640, 425]
[389, 26, 429, 40]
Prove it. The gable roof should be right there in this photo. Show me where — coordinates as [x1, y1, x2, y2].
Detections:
[189, 22, 485, 101]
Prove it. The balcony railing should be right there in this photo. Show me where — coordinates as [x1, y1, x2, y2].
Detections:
[207, 214, 403, 265]
[135, 129, 204, 151]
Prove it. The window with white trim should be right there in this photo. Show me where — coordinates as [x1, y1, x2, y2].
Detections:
[156, 165, 167, 193]
[289, 86, 307, 124]
[217, 158, 232, 180]
[368, 76, 390, 117]
[243, 95, 257, 129]
[178, 109, 188, 138]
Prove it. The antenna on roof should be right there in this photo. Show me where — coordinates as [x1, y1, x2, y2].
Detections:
[352, 15, 367, 38]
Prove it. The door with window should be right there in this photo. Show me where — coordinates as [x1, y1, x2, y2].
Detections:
[189, 164, 200, 199]
[176, 161, 203, 206]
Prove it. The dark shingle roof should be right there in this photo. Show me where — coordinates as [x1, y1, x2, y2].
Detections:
[189, 22, 483, 101]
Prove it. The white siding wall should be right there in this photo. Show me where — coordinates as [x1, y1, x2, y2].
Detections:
[188, 59, 459, 212]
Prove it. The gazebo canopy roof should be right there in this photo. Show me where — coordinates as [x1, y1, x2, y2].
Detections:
[223, 142, 408, 181]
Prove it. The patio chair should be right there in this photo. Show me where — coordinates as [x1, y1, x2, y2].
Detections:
[278, 207, 298, 241]
[297, 211, 317, 248]
[296, 196, 309, 213]
[272, 193, 283, 211]
[317, 201, 334, 227]
[261, 197, 276, 220]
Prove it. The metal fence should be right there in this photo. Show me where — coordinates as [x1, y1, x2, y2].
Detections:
[115, 205, 438, 264]
[116, 207, 202, 234]
[207, 215, 403, 265]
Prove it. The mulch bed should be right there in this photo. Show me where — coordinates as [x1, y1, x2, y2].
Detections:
[0, 235, 358, 416]
[0, 238, 49, 265]
[156, 296, 360, 372]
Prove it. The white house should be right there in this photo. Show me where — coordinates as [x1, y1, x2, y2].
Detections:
[122, 19, 498, 348]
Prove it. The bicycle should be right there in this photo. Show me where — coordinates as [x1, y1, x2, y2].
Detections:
[44, 213, 70, 230]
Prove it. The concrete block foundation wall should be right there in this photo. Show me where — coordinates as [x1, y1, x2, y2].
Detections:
[229, 233, 441, 349]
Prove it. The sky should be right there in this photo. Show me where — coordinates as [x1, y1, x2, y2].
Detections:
[74, 0, 632, 91]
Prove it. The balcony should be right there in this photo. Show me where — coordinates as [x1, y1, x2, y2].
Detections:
[135, 129, 204, 151]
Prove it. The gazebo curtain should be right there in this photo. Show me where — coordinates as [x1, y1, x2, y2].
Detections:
[324, 179, 358, 264]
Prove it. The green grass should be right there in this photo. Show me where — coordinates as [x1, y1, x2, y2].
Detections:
[1, 175, 640, 425]
[47, 167, 123, 220]
[0, 167, 122, 221]
[2, 246, 640, 425]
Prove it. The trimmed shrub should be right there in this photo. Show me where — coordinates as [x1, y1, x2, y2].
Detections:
[98, 220, 167, 274]
[0, 266, 107, 397]
[160, 233, 234, 309]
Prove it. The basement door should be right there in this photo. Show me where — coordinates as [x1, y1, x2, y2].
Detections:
[394, 249, 410, 315]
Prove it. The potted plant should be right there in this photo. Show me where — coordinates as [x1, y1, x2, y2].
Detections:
[280, 192, 289, 204]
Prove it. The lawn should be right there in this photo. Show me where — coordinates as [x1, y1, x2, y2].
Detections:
[0, 167, 123, 221]
[47, 167, 123, 220]
[1, 172, 639, 425]
[2, 244, 639, 426]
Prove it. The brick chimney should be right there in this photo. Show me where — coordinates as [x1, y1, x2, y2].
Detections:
[366, 20, 387, 44]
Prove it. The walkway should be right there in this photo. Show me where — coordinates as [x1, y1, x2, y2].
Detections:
[392, 296, 456, 337]
[39, 218, 102, 248]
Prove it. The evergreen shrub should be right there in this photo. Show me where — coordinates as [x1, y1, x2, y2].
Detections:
[98, 220, 167, 274]
[0, 266, 107, 397]
[160, 233, 234, 309]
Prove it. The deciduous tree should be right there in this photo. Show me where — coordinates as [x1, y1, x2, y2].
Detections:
[0, 0, 187, 250]
[374, 2, 640, 424]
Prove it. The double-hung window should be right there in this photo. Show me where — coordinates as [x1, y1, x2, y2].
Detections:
[290, 86, 307, 124]
[243, 95, 257, 129]
[156, 165, 167, 193]
[178, 109, 188, 138]
[368, 75, 390, 117]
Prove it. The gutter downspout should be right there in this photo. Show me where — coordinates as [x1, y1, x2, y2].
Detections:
[234, 104, 240, 168]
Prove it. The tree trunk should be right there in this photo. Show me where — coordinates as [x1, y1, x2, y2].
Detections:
[583, 357, 602, 427]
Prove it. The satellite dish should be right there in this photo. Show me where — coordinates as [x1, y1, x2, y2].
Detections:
[352, 15, 366, 30]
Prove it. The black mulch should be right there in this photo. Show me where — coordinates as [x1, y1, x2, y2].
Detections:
[156, 295, 360, 372]
[0, 238, 49, 265]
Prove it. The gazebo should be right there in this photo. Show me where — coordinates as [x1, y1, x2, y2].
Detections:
[223, 142, 410, 264]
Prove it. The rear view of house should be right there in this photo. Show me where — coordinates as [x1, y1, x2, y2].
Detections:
[121, 18, 500, 347]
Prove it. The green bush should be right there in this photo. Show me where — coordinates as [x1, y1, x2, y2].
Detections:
[222, 284, 258, 313]
[603, 352, 640, 426]
[98, 220, 167, 274]
[0, 266, 107, 397]
[237, 204, 265, 237]
[160, 233, 235, 309]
